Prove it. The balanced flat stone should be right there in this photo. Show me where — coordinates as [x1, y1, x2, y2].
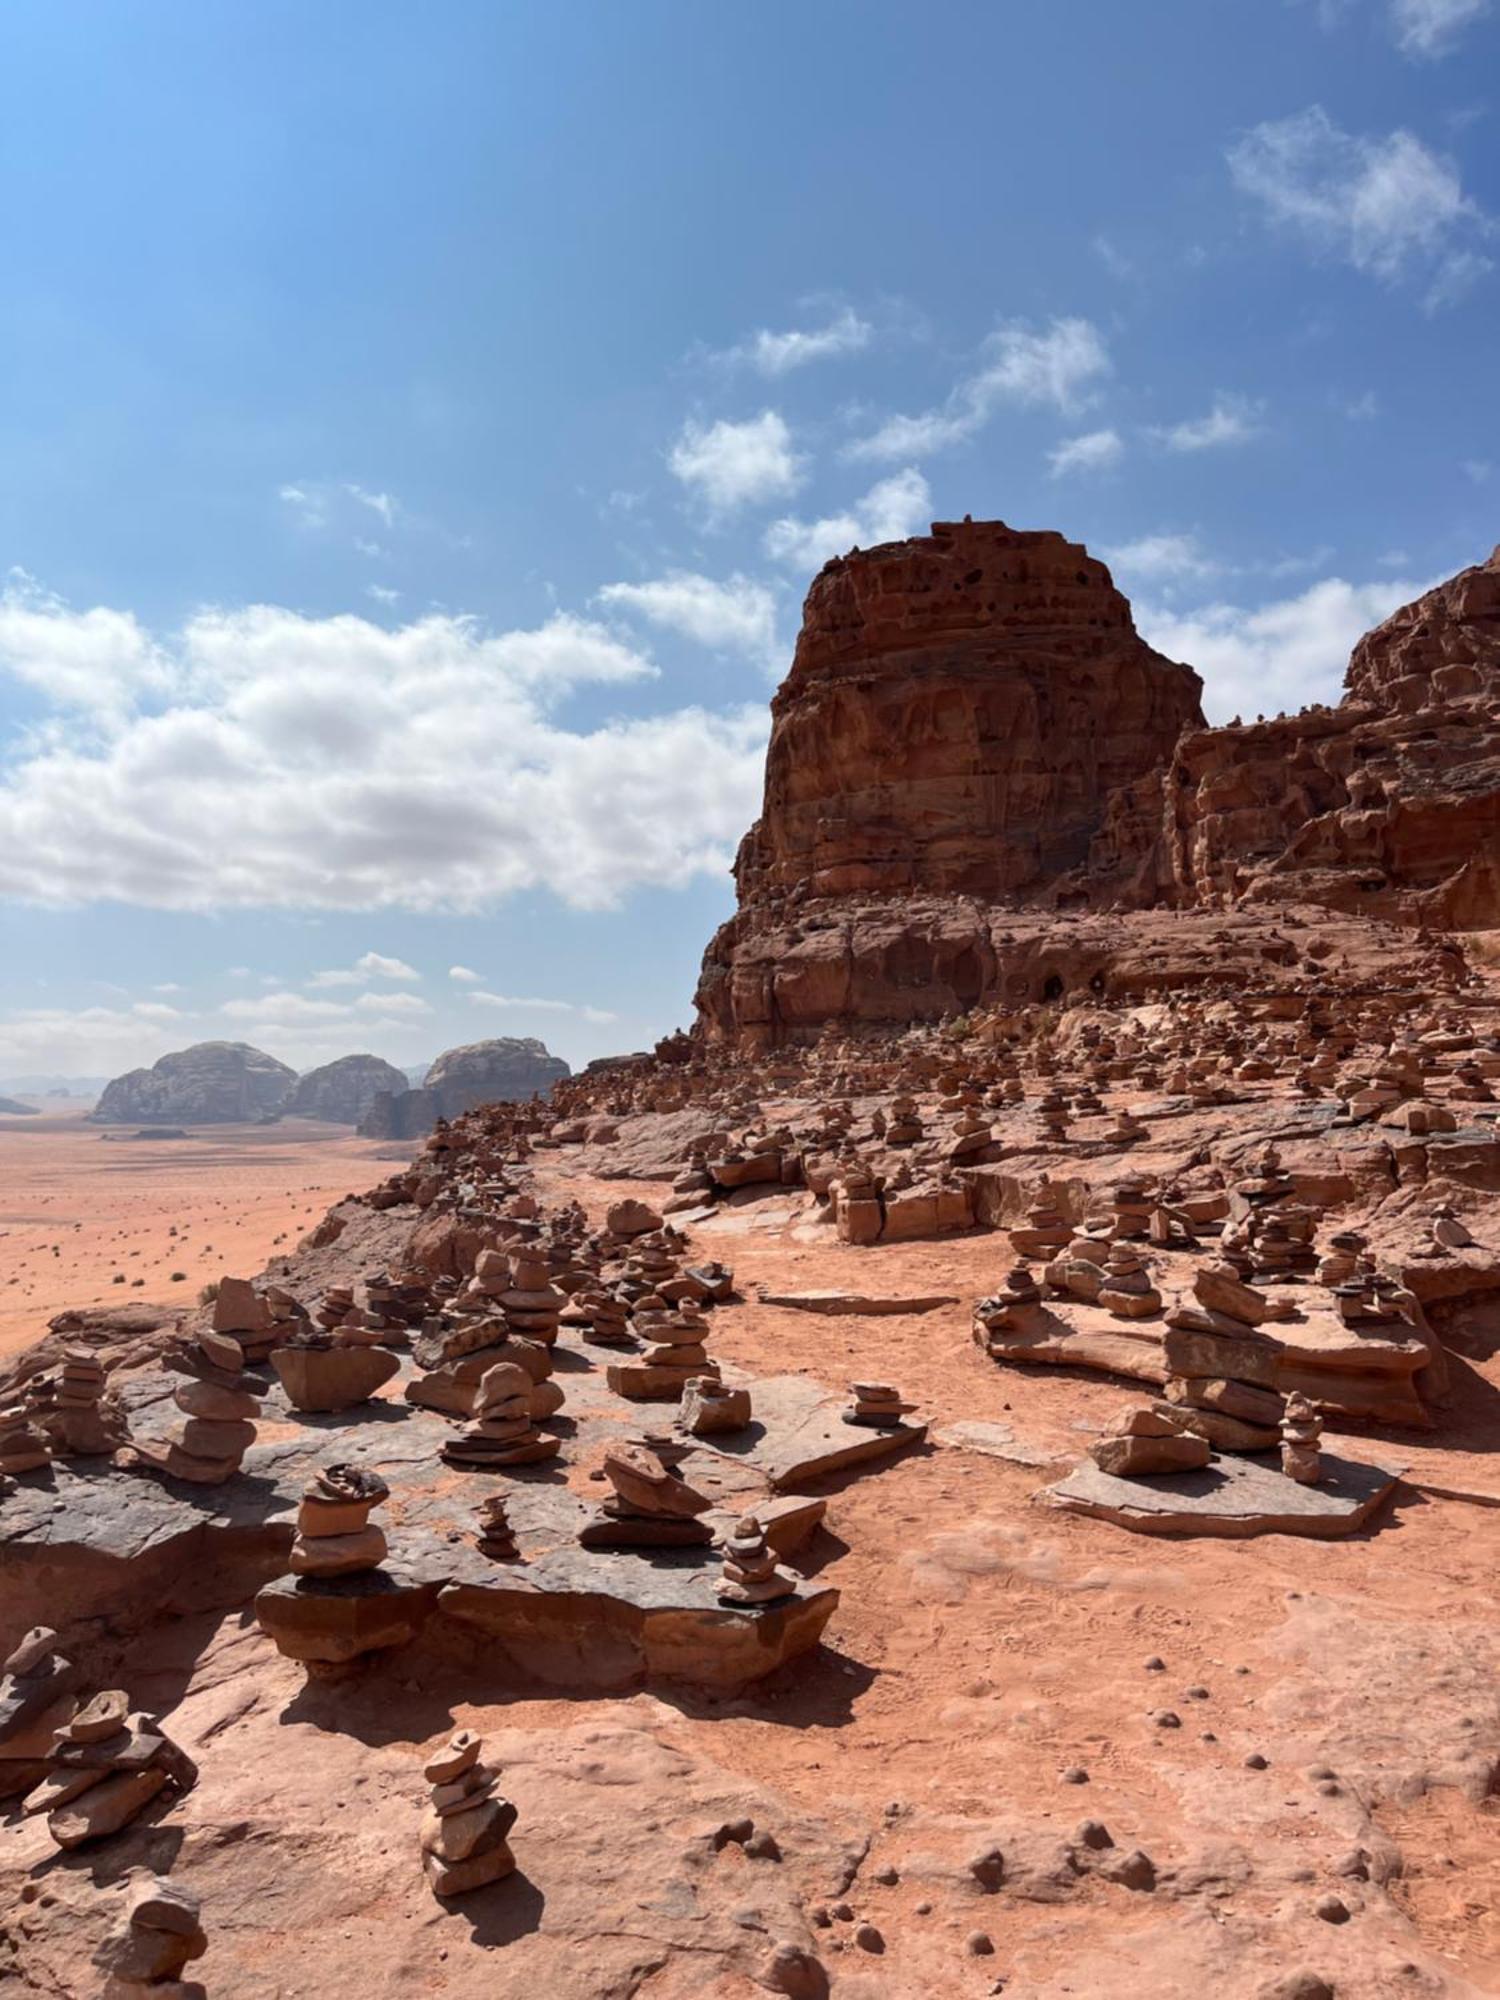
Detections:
[695, 1374, 926, 1491]
[755, 1290, 959, 1316]
[1041, 1448, 1402, 1539]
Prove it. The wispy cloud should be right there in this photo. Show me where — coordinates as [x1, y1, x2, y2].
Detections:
[763, 468, 931, 572]
[1103, 533, 1221, 582]
[1047, 428, 1124, 477]
[448, 965, 482, 984]
[1391, 0, 1490, 55]
[669, 411, 805, 513]
[345, 484, 397, 527]
[469, 990, 618, 1025]
[1228, 105, 1494, 308]
[846, 317, 1110, 460]
[309, 952, 421, 988]
[1154, 394, 1264, 452]
[728, 307, 873, 375]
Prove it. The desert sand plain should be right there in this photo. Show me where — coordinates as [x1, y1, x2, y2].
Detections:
[0, 1108, 391, 1357]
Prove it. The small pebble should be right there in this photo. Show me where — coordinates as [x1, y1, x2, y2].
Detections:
[1184, 1685, 1210, 1700]
[1314, 1894, 1351, 1925]
[914, 1899, 932, 1915]
[1153, 1711, 1181, 1729]
[1074, 1819, 1113, 1851]
[829, 1900, 853, 1922]
[853, 1921, 884, 1953]
[1060, 1765, 1089, 1784]
[1244, 1752, 1269, 1770]
[966, 1930, 995, 1956]
[872, 1864, 898, 1886]
[1144, 1655, 1166, 1671]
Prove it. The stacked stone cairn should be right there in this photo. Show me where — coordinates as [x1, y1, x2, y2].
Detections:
[716, 1514, 797, 1608]
[0, 1627, 80, 1800]
[677, 1374, 752, 1435]
[974, 1265, 1046, 1348]
[580, 1438, 713, 1549]
[48, 1348, 120, 1456]
[291, 1464, 390, 1577]
[1097, 1245, 1163, 1320]
[1281, 1393, 1323, 1484]
[0, 1401, 52, 1476]
[502, 1246, 564, 1345]
[441, 1359, 561, 1468]
[843, 1380, 913, 1428]
[1088, 1406, 1212, 1478]
[25, 1688, 197, 1850]
[1009, 1189, 1073, 1261]
[211, 1276, 280, 1366]
[94, 1877, 207, 1999]
[143, 1331, 261, 1485]
[420, 1730, 518, 1897]
[573, 1282, 634, 1347]
[474, 1493, 521, 1561]
[607, 1301, 717, 1401]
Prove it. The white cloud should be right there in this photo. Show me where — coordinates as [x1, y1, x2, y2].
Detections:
[1102, 534, 1220, 582]
[669, 411, 804, 513]
[1156, 395, 1263, 452]
[345, 484, 396, 527]
[1391, 0, 1490, 54]
[131, 1001, 182, 1022]
[596, 572, 777, 662]
[309, 951, 421, 988]
[222, 991, 353, 1022]
[1228, 106, 1493, 305]
[1137, 575, 1421, 723]
[448, 965, 482, 983]
[1047, 428, 1124, 477]
[354, 989, 429, 1016]
[763, 468, 931, 572]
[733, 308, 872, 375]
[366, 583, 400, 605]
[0, 594, 769, 913]
[469, 990, 619, 1027]
[152, 982, 183, 994]
[0, 569, 174, 725]
[847, 317, 1110, 460]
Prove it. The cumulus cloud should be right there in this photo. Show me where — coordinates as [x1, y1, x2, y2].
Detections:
[448, 965, 482, 983]
[221, 991, 352, 1022]
[763, 468, 932, 572]
[1047, 428, 1124, 478]
[669, 412, 804, 513]
[1136, 575, 1422, 723]
[730, 308, 873, 375]
[1102, 534, 1220, 583]
[1155, 395, 1263, 452]
[469, 990, 618, 1026]
[847, 318, 1110, 460]
[0, 593, 769, 913]
[596, 572, 778, 662]
[0, 569, 174, 724]
[345, 484, 397, 527]
[309, 952, 421, 988]
[1228, 105, 1493, 306]
[354, 989, 429, 1016]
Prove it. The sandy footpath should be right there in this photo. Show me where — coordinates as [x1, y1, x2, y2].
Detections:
[0, 1108, 400, 1356]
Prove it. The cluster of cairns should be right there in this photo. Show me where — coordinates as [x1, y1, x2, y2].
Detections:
[419, 1730, 518, 1897]
[94, 1877, 207, 1999]
[137, 1330, 262, 1485]
[22, 1682, 197, 1851]
[290, 1463, 391, 1577]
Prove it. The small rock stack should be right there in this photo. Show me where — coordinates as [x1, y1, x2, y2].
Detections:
[574, 1284, 634, 1347]
[1089, 1407, 1211, 1478]
[608, 1303, 718, 1401]
[212, 1276, 279, 1366]
[420, 1730, 518, 1897]
[26, 1689, 197, 1851]
[502, 1247, 564, 1345]
[0, 1402, 52, 1476]
[94, 1877, 207, 1999]
[51, 1348, 119, 1456]
[677, 1376, 752, 1435]
[716, 1514, 796, 1608]
[1281, 1393, 1323, 1484]
[580, 1439, 713, 1549]
[0, 1627, 80, 1800]
[145, 1332, 262, 1485]
[474, 1493, 521, 1560]
[290, 1464, 391, 1577]
[1009, 1192, 1073, 1261]
[441, 1360, 561, 1468]
[1096, 1246, 1163, 1320]
[843, 1380, 913, 1428]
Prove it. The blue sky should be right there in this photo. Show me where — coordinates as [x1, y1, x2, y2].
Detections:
[0, 0, 1495, 1084]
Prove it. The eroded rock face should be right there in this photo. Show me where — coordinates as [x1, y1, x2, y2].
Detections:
[358, 1039, 570, 1138]
[733, 518, 1203, 910]
[1085, 547, 1500, 927]
[90, 1042, 296, 1125]
[286, 1053, 409, 1125]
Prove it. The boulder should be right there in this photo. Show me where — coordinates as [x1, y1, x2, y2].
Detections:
[90, 1042, 295, 1125]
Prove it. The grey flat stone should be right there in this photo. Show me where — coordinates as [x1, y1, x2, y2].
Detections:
[1041, 1449, 1401, 1539]
[933, 1421, 1064, 1470]
[756, 1290, 958, 1316]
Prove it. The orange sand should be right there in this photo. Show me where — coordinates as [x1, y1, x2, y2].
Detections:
[0, 1109, 401, 1356]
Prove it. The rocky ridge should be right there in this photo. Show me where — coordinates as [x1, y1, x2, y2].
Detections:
[90, 1042, 297, 1125]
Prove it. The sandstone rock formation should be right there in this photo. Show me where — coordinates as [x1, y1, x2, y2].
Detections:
[91, 1042, 296, 1125]
[1086, 545, 1500, 926]
[285, 1053, 409, 1125]
[697, 527, 1500, 1046]
[358, 1038, 570, 1138]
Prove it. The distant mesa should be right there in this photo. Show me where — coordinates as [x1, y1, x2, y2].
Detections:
[358, 1037, 571, 1139]
[285, 1053, 409, 1125]
[89, 1041, 297, 1126]
[0, 1096, 38, 1116]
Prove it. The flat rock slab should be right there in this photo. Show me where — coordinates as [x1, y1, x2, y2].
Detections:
[691, 1374, 926, 1491]
[756, 1289, 958, 1315]
[1041, 1448, 1402, 1539]
[933, 1421, 1066, 1470]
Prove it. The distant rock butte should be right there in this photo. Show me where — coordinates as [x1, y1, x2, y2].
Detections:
[358, 1038, 570, 1139]
[0, 1097, 37, 1116]
[90, 1042, 297, 1125]
[285, 1053, 409, 1125]
[696, 525, 1500, 1046]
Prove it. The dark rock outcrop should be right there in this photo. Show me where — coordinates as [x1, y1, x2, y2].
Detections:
[357, 1038, 569, 1139]
[0, 1097, 37, 1116]
[285, 1053, 409, 1125]
[90, 1043, 296, 1125]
